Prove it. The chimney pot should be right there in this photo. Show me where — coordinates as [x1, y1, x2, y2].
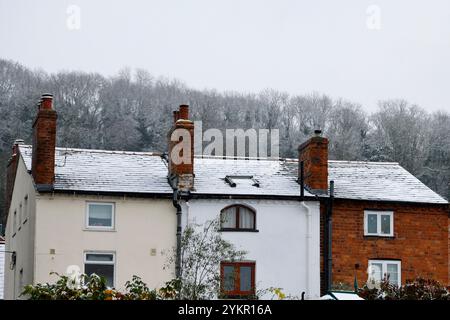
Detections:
[14, 139, 24, 145]
[40, 94, 53, 110]
[314, 129, 322, 136]
[179, 105, 189, 120]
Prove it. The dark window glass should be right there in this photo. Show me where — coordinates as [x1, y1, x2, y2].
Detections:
[223, 266, 235, 291]
[367, 214, 377, 234]
[85, 263, 114, 287]
[381, 215, 391, 234]
[86, 254, 113, 262]
[88, 204, 113, 227]
[240, 266, 252, 291]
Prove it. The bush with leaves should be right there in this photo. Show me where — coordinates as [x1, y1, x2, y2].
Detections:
[21, 273, 173, 300]
[22, 272, 116, 300]
[358, 277, 450, 300]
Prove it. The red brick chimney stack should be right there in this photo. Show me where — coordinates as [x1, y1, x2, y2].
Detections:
[168, 104, 194, 191]
[31, 94, 57, 189]
[298, 129, 329, 195]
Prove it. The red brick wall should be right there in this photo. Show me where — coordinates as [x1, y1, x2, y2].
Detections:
[298, 136, 328, 193]
[321, 200, 449, 291]
[168, 120, 194, 176]
[31, 108, 57, 185]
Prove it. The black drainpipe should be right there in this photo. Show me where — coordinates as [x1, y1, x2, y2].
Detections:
[326, 180, 334, 293]
[172, 189, 182, 279]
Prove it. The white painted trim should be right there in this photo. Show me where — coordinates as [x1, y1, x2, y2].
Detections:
[364, 210, 394, 237]
[85, 201, 115, 230]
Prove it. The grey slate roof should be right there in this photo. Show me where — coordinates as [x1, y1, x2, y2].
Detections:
[193, 157, 313, 197]
[19, 145, 448, 204]
[327, 161, 448, 204]
[19, 145, 173, 195]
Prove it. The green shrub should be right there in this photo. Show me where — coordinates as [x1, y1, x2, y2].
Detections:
[358, 277, 450, 300]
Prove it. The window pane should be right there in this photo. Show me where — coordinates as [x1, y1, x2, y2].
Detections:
[367, 214, 378, 234]
[85, 263, 114, 287]
[88, 204, 112, 227]
[240, 266, 252, 292]
[381, 215, 391, 234]
[223, 266, 235, 291]
[86, 253, 114, 262]
[369, 263, 383, 283]
[221, 208, 236, 228]
[239, 207, 255, 229]
[387, 263, 399, 285]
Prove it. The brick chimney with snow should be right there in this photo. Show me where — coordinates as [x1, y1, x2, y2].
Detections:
[31, 94, 57, 190]
[167, 104, 194, 191]
[298, 130, 329, 195]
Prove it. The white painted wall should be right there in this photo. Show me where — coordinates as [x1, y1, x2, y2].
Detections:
[33, 195, 176, 293]
[0, 242, 4, 299]
[182, 198, 321, 299]
[4, 157, 36, 300]
[4, 154, 178, 299]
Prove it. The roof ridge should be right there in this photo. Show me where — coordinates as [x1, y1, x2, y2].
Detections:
[328, 160, 400, 165]
[20, 145, 400, 165]
[194, 154, 285, 161]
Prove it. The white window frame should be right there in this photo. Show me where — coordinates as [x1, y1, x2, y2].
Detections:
[84, 251, 116, 287]
[364, 210, 394, 237]
[85, 202, 115, 230]
[368, 260, 401, 287]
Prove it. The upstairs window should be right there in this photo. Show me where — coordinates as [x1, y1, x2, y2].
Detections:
[364, 210, 393, 237]
[86, 202, 115, 230]
[220, 205, 256, 231]
[220, 261, 255, 298]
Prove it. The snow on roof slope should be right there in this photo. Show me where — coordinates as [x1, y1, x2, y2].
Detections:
[327, 160, 448, 204]
[19, 145, 173, 195]
[193, 156, 313, 197]
[18, 145, 448, 204]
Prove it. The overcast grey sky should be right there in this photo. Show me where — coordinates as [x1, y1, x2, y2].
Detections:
[1, 0, 449, 112]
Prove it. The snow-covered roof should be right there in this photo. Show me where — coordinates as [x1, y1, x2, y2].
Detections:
[327, 161, 448, 204]
[193, 156, 313, 197]
[19, 145, 173, 195]
[18, 145, 448, 204]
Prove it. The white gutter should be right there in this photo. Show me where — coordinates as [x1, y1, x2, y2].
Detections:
[300, 200, 313, 299]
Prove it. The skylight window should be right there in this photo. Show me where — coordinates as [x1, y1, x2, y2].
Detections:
[225, 176, 260, 188]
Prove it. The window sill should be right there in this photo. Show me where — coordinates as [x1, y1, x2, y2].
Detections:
[83, 228, 116, 232]
[364, 235, 395, 239]
[220, 293, 257, 299]
[219, 229, 259, 233]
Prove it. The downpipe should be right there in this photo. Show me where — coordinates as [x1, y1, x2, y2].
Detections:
[173, 189, 182, 279]
[300, 200, 312, 299]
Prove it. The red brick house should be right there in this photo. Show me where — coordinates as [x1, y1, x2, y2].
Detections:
[298, 132, 450, 293]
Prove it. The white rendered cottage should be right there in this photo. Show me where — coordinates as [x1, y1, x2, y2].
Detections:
[4, 97, 321, 299]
